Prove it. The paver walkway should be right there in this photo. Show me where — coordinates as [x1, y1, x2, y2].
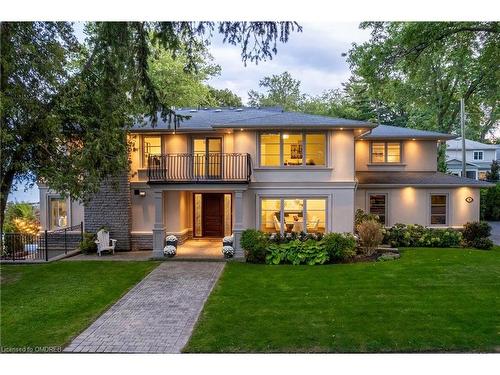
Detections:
[64, 261, 224, 353]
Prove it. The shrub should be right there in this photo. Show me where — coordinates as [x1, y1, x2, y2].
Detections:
[268, 231, 324, 244]
[354, 209, 379, 229]
[80, 232, 97, 254]
[462, 221, 493, 250]
[384, 224, 461, 248]
[481, 183, 500, 220]
[241, 229, 269, 263]
[357, 219, 383, 255]
[469, 237, 494, 250]
[322, 232, 356, 262]
[265, 239, 329, 265]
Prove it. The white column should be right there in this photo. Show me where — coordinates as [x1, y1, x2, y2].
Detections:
[152, 190, 165, 258]
[233, 190, 244, 259]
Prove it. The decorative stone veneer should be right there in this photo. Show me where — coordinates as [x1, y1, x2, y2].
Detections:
[84, 173, 131, 251]
[131, 231, 192, 251]
[131, 233, 153, 251]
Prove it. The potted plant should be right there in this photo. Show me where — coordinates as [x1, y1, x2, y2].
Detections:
[163, 245, 177, 258]
[222, 245, 235, 259]
[222, 234, 234, 246]
[165, 234, 178, 247]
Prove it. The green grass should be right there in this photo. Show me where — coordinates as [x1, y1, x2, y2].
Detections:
[0, 261, 159, 350]
[185, 248, 500, 353]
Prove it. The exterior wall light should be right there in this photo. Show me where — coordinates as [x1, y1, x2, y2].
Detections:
[139, 191, 146, 197]
[465, 196, 473, 203]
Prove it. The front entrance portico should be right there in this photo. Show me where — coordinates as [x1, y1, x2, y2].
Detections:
[151, 185, 247, 259]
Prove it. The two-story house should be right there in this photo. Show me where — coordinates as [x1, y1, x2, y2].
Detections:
[445, 137, 499, 180]
[38, 107, 492, 258]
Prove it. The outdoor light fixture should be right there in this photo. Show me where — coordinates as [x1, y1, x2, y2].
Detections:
[282, 133, 289, 139]
[465, 196, 474, 203]
[134, 189, 146, 197]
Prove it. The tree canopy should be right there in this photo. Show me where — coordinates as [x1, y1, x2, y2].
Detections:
[248, 71, 305, 110]
[347, 22, 500, 139]
[0, 21, 301, 228]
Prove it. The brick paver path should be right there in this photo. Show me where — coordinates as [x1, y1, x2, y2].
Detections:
[64, 261, 224, 353]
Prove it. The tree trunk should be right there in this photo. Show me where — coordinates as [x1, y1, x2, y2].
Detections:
[0, 169, 15, 235]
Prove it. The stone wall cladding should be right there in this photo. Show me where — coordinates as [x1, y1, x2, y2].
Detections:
[131, 231, 192, 251]
[84, 173, 131, 251]
[131, 233, 153, 251]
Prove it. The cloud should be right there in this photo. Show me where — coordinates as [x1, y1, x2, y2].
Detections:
[206, 22, 371, 103]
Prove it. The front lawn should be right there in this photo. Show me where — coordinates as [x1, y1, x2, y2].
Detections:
[0, 261, 159, 350]
[185, 247, 500, 353]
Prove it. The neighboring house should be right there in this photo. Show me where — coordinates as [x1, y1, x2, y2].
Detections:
[38, 107, 493, 257]
[445, 137, 500, 180]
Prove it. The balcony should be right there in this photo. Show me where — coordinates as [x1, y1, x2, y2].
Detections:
[147, 153, 252, 183]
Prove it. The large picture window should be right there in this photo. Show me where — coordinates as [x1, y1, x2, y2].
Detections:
[260, 197, 326, 234]
[430, 194, 447, 225]
[370, 142, 401, 163]
[260, 131, 326, 167]
[49, 197, 68, 230]
[142, 135, 162, 167]
[369, 194, 387, 226]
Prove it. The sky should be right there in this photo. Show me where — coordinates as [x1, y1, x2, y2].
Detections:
[9, 22, 368, 203]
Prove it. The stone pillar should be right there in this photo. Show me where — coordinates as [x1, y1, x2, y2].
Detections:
[152, 190, 165, 259]
[233, 190, 244, 259]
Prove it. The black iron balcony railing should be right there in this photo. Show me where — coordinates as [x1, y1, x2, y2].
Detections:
[148, 153, 252, 183]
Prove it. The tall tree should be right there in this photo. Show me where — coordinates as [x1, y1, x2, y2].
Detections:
[248, 71, 304, 110]
[148, 42, 221, 108]
[0, 21, 301, 229]
[347, 22, 500, 137]
[207, 86, 242, 107]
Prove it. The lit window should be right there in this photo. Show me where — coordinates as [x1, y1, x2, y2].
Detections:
[369, 194, 387, 225]
[306, 134, 326, 166]
[371, 142, 401, 163]
[260, 197, 326, 234]
[430, 195, 447, 225]
[371, 142, 385, 163]
[260, 133, 281, 167]
[260, 199, 281, 233]
[387, 143, 401, 163]
[143, 136, 162, 167]
[478, 171, 487, 180]
[283, 134, 303, 166]
[49, 197, 67, 230]
[260, 132, 326, 167]
[473, 151, 483, 160]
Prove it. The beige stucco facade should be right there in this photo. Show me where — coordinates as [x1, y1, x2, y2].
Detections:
[39, 121, 486, 256]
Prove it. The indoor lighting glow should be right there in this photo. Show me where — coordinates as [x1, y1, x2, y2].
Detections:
[282, 133, 289, 139]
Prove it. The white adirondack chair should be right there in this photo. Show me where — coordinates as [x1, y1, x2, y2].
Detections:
[95, 229, 117, 256]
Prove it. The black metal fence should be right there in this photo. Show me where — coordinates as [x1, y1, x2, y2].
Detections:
[148, 153, 252, 183]
[1, 222, 83, 262]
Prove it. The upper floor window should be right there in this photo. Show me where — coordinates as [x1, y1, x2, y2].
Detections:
[142, 136, 162, 167]
[370, 142, 401, 163]
[473, 151, 484, 160]
[260, 131, 326, 167]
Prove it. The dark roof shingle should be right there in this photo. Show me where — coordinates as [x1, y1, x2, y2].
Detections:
[356, 171, 494, 187]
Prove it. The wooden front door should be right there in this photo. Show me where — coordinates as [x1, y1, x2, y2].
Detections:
[202, 193, 224, 237]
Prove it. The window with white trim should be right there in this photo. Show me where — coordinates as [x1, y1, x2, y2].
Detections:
[260, 197, 326, 234]
[369, 194, 387, 226]
[370, 142, 401, 163]
[142, 135, 162, 167]
[259, 131, 326, 167]
[430, 194, 447, 225]
[473, 151, 484, 160]
[49, 197, 68, 230]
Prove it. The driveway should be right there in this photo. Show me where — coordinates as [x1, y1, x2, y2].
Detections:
[489, 221, 500, 246]
[64, 261, 225, 353]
